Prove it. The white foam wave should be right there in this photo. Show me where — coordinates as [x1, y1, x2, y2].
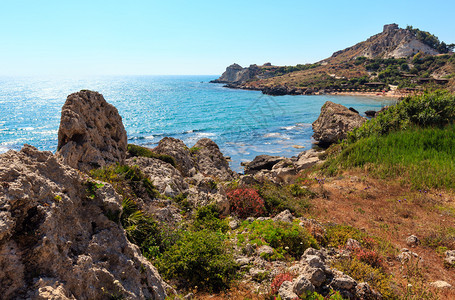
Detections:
[263, 132, 281, 138]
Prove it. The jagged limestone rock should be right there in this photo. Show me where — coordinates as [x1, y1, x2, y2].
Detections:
[312, 101, 367, 146]
[56, 90, 127, 172]
[0, 145, 168, 299]
[192, 138, 236, 181]
[153, 137, 195, 177]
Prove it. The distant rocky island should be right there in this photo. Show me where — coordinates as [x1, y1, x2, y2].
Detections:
[212, 24, 455, 96]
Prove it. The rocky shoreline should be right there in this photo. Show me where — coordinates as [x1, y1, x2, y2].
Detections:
[222, 82, 406, 98]
[0, 89, 379, 299]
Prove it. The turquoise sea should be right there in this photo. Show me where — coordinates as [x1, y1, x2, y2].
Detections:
[0, 75, 395, 172]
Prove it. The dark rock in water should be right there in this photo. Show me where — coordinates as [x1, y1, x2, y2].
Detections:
[262, 86, 289, 96]
[365, 110, 377, 117]
[153, 137, 195, 177]
[312, 101, 367, 146]
[192, 138, 236, 181]
[348, 107, 359, 114]
[243, 154, 284, 174]
[0, 145, 169, 299]
[56, 90, 128, 172]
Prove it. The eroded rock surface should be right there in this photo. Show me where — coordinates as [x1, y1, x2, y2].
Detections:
[243, 155, 284, 175]
[153, 137, 195, 177]
[126, 156, 188, 198]
[210, 63, 260, 84]
[0, 145, 168, 299]
[192, 138, 236, 181]
[312, 101, 367, 146]
[56, 90, 127, 172]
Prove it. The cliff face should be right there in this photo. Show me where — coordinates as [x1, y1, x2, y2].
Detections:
[327, 23, 440, 62]
[0, 145, 169, 299]
[210, 63, 261, 84]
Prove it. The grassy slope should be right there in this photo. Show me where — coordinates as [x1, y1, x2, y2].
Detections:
[328, 125, 455, 189]
[323, 90, 455, 189]
[244, 54, 455, 92]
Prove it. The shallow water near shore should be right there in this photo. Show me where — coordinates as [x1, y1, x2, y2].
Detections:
[0, 75, 395, 172]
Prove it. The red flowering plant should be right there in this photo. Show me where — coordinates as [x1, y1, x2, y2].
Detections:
[270, 272, 293, 295]
[227, 188, 267, 219]
[344, 237, 382, 268]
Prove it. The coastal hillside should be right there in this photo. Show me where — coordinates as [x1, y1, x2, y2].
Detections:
[214, 24, 455, 96]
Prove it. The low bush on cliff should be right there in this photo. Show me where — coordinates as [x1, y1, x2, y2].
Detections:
[127, 143, 176, 167]
[227, 188, 267, 218]
[90, 163, 160, 199]
[121, 198, 179, 259]
[237, 219, 319, 260]
[156, 229, 237, 292]
[258, 183, 312, 217]
[192, 204, 229, 233]
[332, 258, 395, 299]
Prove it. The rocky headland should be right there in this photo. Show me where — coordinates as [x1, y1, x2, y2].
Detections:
[212, 24, 455, 96]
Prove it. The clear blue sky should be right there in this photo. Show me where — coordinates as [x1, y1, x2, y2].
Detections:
[1, 0, 454, 76]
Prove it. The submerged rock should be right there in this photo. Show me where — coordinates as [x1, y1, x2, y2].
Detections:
[0, 145, 169, 299]
[312, 101, 367, 146]
[56, 90, 127, 172]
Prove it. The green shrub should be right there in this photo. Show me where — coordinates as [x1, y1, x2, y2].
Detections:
[305, 290, 345, 300]
[189, 146, 201, 154]
[85, 180, 104, 200]
[192, 204, 229, 233]
[127, 144, 176, 167]
[156, 229, 237, 292]
[325, 224, 373, 248]
[90, 164, 159, 199]
[332, 258, 395, 299]
[346, 90, 455, 143]
[238, 219, 318, 259]
[258, 183, 311, 217]
[120, 198, 179, 260]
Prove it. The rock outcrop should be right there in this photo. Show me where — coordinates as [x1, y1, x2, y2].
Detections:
[312, 101, 367, 146]
[126, 156, 188, 198]
[243, 155, 284, 175]
[192, 138, 235, 181]
[0, 145, 168, 299]
[330, 23, 441, 60]
[153, 137, 195, 177]
[56, 90, 127, 172]
[242, 150, 322, 184]
[210, 63, 260, 84]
